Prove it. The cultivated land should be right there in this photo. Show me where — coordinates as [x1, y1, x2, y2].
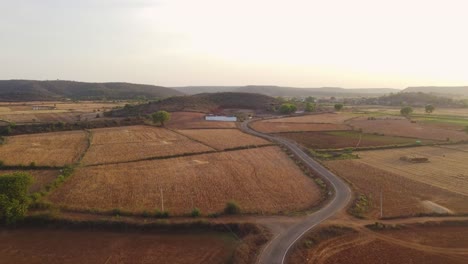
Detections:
[355, 146, 468, 196]
[176, 129, 271, 150]
[0, 169, 59, 193]
[81, 125, 214, 165]
[263, 113, 355, 124]
[0, 130, 88, 166]
[279, 131, 424, 150]
[348, 116, 468, 141]
[325, 160, 468, 218]
[48, 146, 321, 215]
[167, 112, 236, 129]
[250, 122, 350, 133]
[289, 223, 468, 264]
[0, 228, 236, 264]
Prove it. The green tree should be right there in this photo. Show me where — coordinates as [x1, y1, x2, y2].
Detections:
[279, 103, 297, 114]
[400, 106, 413, 116]
[224, 200, 241, 215]
[334, 103, 344, 111]
[0, 172, 33, 225]
[305, 102, 316, 112]
[305, 96, 316, 103]
[425, 104, 435, 113]
[151, 111, 171, 126]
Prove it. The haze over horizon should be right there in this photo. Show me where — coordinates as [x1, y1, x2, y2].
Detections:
[1, 0, 467, 89]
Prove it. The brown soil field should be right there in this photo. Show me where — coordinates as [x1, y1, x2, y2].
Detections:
[290, 224, 468, 264]
[81, 126, 214, 165]
[0, 112, 79, 123]
[49, 146, 321, 215]
[279, 131, 423, 150]
[250, 122, 350, 133]
[264, 113, 355, 124]
[167, 112, 236, 129]
[324, 159, 468, 218]
[0, 169, 59, 193]
[0, 228, 236, 264]
[0, 131, 88, 166]
[348, 116, 468, 141]
[176, 129, 271, 150]
[355, 146, 468, 196]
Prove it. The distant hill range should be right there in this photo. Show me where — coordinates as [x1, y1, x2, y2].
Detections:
[0, 80, 183, 101]
[403, 86, 468, 97]
[109, 92, 279, 116]
[173, 85, 400, 97]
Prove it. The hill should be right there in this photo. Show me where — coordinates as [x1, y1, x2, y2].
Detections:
[403, 86, 468, 97]
[0, 80, 183, 101]
[108, 92, 280, 117]
[173, 85, 400, 97]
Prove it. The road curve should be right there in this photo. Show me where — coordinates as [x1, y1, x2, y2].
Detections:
[240, 119, 352, 264]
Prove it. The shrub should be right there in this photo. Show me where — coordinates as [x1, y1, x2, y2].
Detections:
[334, 103, 344, 111]
[224, 200, 241, 215]
[400, 106, 413, 116]
[29, 161, 36, 168]
[279, 103, 297, 114]
[0, 172, 33, 225]
[111, 208, 121, 216]
[191, 208, 201, 217]
[142, 210, 151, 218]
[154, 209, 170, 218]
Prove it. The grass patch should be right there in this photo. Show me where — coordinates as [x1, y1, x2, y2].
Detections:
[348, 193, 372, 219]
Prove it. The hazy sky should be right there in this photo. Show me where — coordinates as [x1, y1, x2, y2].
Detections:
[1, 0, 467, 88]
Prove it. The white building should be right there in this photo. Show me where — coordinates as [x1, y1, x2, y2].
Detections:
[205, 115, 237, 122]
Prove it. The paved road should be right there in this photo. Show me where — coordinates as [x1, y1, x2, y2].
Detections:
[240, 120, 352, 264]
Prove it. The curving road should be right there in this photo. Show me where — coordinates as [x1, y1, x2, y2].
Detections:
[240, 119, 352, 264]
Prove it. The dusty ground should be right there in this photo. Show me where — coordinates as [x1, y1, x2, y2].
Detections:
[48, 146, 321, 215]
[250, 122, 350, 133]
[289, 221, 468, 264]
[166, 112, 236, 129]
[0, 228, 236, 264]
[263, 113, 355, 124]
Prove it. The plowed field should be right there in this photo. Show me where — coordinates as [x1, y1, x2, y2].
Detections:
[176, 129, 270, 150]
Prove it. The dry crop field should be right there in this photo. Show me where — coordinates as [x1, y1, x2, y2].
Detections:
[48, 146, 321, 215]
[355, 146, 468, 196]
[325, 160, 468, 218]
[176, 129, 271, 150]
[279, 131, 422, 150]
[0, 228, 236, 264]
[81, 125, 214, 165]
[0, 169, 59, 193]
[263, 113, 355, 124]
[250, 122, 350, 133]
[0, 131, 88, 166]
[167, 112, 236, 129]
[289, 223, 468, 264]
[348, 116, 468, 141]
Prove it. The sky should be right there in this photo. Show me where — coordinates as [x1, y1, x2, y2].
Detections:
[0, 0, 467, 88]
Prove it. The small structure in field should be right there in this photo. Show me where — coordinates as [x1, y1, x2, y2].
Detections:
[400, 155, 429, 163]
[32, 105, 56, 110]
[205, 115, 237, 122]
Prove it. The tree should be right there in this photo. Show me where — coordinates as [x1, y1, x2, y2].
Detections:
[279, 103, 297, 114]
[305, 102, 316, 112]
[400, 106, 413, 116]
[0, 172, 33, 225]
[334, 103, 344, 111]
[151, 111, 171, 126]
[425, 104, 435, 113]
[305, 96, 316, 103]
[224, 200, 241, 215]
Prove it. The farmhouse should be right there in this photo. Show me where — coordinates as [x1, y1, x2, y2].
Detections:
[205, 115, 237, 122]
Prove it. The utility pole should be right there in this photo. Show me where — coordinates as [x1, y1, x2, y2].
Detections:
[160, 187, 164, 212]
[380, 188, 383, 218]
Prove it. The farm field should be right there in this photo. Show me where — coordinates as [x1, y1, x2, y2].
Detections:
[0, 228, 236, 264]
[0, 131, 88, 166]
[289, 223, 468, 264]
[264, 113, 355, 124]
[176, 129, 270, 150]
[279, 131, 424, 150]
[167, 112, 236, 129]
[250, 122, 350, 133]
[324, 160, 468, 218]
[355, 146, 468, 196]
[81, 125, 214, 165]
[0, 169, 59, 193]
[48, 146, 321, 215]
[348, 116, 468, 141]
